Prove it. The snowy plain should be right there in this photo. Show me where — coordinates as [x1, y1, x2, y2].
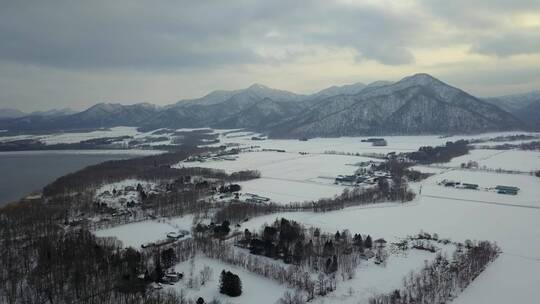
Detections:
[177, 151, 370, 204]
[90, 130, 540, 303]
[94, 215, 194, 248]
[164, 256, 295, 304]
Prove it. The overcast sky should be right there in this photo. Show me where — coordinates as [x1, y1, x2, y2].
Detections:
[1, 0, 539, 111]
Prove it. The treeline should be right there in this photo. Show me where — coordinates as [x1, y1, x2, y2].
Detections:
[214, 176, 415, 224]
[43, 148, 201, 196]
[0, 136, 135, 152]
[0, 196, 236, 304]
[470, 134, 538, 144]
[372, 159, 432, 182]
[239, 219, 376, 276]
[369, 241, 500, 304]
[0, 199, 181, 304]
[41, 145, 258, 221]
[481, 140, 540, 151]
[191, 219, 385, 301]
[407, 140, 470, 164]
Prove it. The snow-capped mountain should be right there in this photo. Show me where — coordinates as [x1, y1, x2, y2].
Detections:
[0, 108, 27, 119]
[484, 91, 540, 130]
[0, 74, 528, 135]
[310, 82, 367, 100]
[268, 74, 524, 137]
[29, 108, 77, 117]
[0, 103, 159, 132]
[175, 83, 305, 107]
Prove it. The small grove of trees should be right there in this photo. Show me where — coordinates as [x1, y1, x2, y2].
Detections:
[239, 219, 376, 275]
[368, 240, 500, 304]
[219, 270, 242, 297]
[213, 178, 416, 224]
[407, 140, 470, 164]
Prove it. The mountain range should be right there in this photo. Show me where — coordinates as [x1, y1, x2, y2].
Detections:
[0, 74, 534, 137]
[483, 91, 540, 130]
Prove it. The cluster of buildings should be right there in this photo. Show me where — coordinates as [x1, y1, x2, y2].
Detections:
[184, 151, 240, 163]
[361, 138, 388, 147]
[335, 171, 391, 186]
[438, 179, 520, 195]
[141, 230, 190, 249]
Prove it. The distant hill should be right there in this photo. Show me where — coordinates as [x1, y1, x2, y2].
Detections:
[484, 91, 540, 130]
[0, 103, 158, 132]
[0, 108, 27, 119]
[0, 74, 528, 136]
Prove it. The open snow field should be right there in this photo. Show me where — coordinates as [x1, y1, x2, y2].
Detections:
[0, 126, 140, 144]
[164, 256, 294, 304]
[178, 151, 371, 204]
[88, 131, 540, 303]
[212, 130, 540, 155]
[193, 131, 540, 303]
[239, 170, 540, 303]
[93, 215, 194, 248]
[317, 249, 443, 304]
[444, 149, 540, 172]
[420, 170, 540, 208]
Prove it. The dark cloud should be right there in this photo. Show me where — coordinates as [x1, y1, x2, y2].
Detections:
[471, 31, 540, 57]
[0, 0, 422, 69]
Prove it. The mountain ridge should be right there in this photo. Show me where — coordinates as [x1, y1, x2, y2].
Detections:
[0, 74, 530, 136]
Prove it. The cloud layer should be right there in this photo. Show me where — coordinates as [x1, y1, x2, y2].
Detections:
[1, 0, 539, 111]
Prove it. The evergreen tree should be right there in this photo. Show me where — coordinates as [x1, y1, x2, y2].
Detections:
[220, 270, 242, 297]
[365, 235, 373, 249]
[293, 241, 304, 265]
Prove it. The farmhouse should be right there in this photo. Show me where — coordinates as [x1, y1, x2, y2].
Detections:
[244, 193, 271, 204]
[495, 185, 520, 195]
[372, 139, 388, 146]
[461, 183, 479, 190]
[335, 175, 357, 184]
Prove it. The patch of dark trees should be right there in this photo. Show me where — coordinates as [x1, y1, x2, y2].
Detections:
[171, 129, 220, 147]
[369, 240, 500, 304]
[0, 199, 178, 303]
[372, 159, 432, 182]
[0, 136, 134, 152]
[238, 219, 375, 277]
[219, 270, 242, 297]
[407, 140, 470, 164]
[0, 195, 229, 303]
[484, 140, 540, 151]
[470, 134, 538, 144]
[219, 184, 241, 193]
[43, 147, 257, 198]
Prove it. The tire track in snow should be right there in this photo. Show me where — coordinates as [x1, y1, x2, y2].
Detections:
[422, 194, 540, 210]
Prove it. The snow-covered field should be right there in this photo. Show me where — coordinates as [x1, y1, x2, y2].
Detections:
[420, 170, 540, 207]
[0, 149, 163, 156]
[94, 215, 194, 248]
[211, 130, 540, 155]
[317, 249, 442, 304]
[178, 151, 371, 204]
[239, 171, 540, 303]
[444, 149, 540, 172]
[164, 256, 294, 304]
[89, 130, 540, 303]
[0, 126, 140, 144]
